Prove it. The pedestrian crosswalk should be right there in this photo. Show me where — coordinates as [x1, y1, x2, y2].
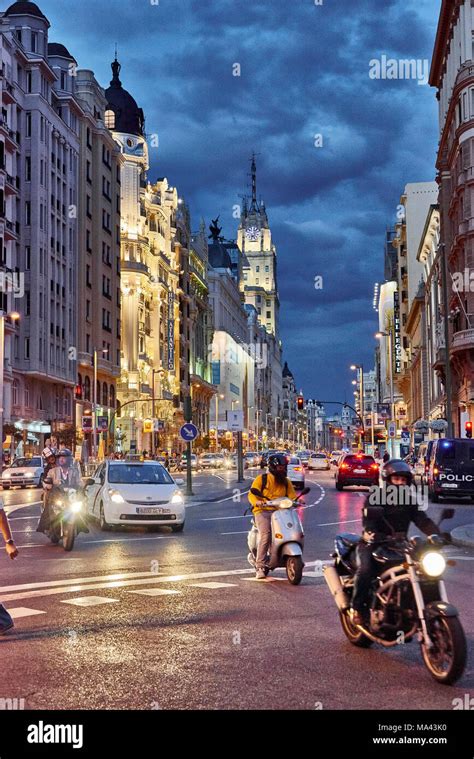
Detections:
[1, 561, 329, 624]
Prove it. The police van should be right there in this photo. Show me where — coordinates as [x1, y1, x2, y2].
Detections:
[427, 438, 474, 502]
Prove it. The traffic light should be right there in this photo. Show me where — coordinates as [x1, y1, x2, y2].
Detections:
[466, 421, 473, 439]
[74, 384, 82, 400]
[143, 419, 153, 434]
[297, 396, 304, 410]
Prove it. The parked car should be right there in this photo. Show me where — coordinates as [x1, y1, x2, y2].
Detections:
[307, 453, 330, 471]
[427, 438, 474, 502]
[1, 456, 44, 489]
[85, 460, 185, 531]
[287, 456, 305, 489]
[335, 453, 379, 491]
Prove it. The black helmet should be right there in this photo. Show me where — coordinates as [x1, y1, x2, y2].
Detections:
[382, 459, 413, 486]
[268, 453, 288, 476]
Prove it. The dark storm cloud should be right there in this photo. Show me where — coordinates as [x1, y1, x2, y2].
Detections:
[36, 0, 439, 402]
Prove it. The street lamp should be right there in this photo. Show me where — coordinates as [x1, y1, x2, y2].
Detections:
[274, 416, 280, 445]
[0, 311, 20, 456]
[376, 331, 395, 457]
[266, 412, 271, 443]
[351, 363, 365, 451]
[92, 347, 109, 460]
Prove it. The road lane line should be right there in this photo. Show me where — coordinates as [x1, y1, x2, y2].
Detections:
[0, 569, 165, 594]
[202, 514, 251, 521]
[221, 531, 248, 535]
[316, 518, 361, 527]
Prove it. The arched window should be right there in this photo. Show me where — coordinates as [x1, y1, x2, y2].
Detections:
[97, 381, 101, 405]
[109, 385, 115, 409]
[84, 376, 91, 401]
[102, 382, 108, 407]
[105, 109, 115, 129]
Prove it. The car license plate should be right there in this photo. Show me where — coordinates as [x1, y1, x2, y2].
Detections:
[137, 507, 170, 515]
[441, 483, 458, 488]
[354, 468, 366, 474]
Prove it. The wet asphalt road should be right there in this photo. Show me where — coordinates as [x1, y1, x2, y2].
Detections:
[0, 468, 472, 710]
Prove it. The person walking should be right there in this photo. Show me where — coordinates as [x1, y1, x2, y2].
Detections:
[0, 498, 18, 633]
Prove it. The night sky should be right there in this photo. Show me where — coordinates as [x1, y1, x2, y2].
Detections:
[31, 0, 440, 406]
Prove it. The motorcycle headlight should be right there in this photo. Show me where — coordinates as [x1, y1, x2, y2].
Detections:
[108, 489, 125, 504]
[70, 501, 83, 513]
[421, 551, 446, 578]
[279, 498, 293, 510]
[171, 493, 183, 505]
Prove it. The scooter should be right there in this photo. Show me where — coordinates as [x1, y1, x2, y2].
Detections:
[246, 486, 310, 584]
[49, 487, 86, 552]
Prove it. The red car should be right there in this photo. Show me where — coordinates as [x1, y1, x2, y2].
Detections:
[335, 453, 379, 491]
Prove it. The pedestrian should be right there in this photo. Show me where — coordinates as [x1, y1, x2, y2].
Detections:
[0, 497, 19, 634]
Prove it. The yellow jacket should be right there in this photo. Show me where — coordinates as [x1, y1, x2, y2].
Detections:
[248, 472, 297, 514]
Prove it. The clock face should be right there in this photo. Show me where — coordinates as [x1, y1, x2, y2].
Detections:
[246, 225, 260, 242]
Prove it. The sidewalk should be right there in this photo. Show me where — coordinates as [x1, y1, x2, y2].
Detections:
[451, 523, 474, 549]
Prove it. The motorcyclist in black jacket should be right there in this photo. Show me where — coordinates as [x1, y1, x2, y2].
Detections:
[350, 459, 440, 626]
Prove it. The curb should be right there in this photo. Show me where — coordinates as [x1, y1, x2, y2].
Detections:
[451, 524, 474, 549]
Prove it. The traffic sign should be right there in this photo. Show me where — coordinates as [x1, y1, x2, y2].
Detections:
[388, 421, 396, 438]
[227, 410, 244, 432]
[400, 428, 410, 444]
[179, 423, 199, 442]
[82, 416, 92, 432]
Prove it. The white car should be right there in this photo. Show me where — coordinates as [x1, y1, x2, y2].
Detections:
[287, 456, 305, 489]
[2, 456, 44, 489]
[307, 453, 330, 471]
[85, 460, 186, 532]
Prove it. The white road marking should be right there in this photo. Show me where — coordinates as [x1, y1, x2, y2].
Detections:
[8, 514, 41, 521]
[221, 531, 248, 535]
[202, 514, 250, 521]
[243, 577, 288, 583]
[188, 582, 238, 589]
[0, 569, 164, 594]
[317, 518, 361, 527]
[61, 596, 120, 607]
[126, 589, 181, 596]
[7, 607, 46, 618]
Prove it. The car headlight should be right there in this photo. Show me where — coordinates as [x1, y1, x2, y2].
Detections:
[108, 489, 125, 504]
[421, 551, 446, 577]
[25, 472, 34, 478]
[171, 493, 184, 505]
[2, 472, 11, 478]
[70, 501, 83, 513]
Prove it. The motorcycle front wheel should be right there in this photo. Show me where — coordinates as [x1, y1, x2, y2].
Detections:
[63, 523, 76, 552]
[339, 610, 373, 648]
[421, 615, 467, 685]
[286, 556, 303, 585]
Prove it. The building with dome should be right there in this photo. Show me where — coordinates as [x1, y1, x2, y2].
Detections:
[0, 0, 82, 452]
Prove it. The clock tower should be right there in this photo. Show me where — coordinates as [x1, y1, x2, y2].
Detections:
[237, 156, 279, 338]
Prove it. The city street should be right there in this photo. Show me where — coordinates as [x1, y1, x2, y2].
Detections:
[0, 468, 473, 711]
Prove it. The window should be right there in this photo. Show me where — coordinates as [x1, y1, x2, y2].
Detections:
[60, 71, 67, 90]
[24, 338, 30, 360]
[86, 299, 91, 320]
[25, 291, 30, 316]
[265, 265, 269, 272]
[86, 160, 91, 183]
[25, 156, 31, 181]
[266, 311, 271, 319]
[104, 110, 115, 130]
[15, 29, 22, 44]
[24, 386, 30, 407]
[25, 112, 32, 137]
[26, 71, 32, 93]
[25, 246, 31, 270]
[86, 265, 91, 287]
[86, 229, 91, 252]
[86, 195, 92, 218]
[31, 31, 38, 53]
[12, 380, 19, 406]
[256, 266, 260, 272]
[25, 201, 31, 226]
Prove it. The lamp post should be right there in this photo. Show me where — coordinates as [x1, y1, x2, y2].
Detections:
[266, 413, 271, 443]
[376, 331, 395, 457]
[255, 409, 261, 453]
[92, 347, 109, 460]
[0, 311, 20, 458]
[274, 416, 280, 446]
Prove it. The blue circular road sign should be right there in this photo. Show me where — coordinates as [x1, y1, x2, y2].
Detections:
[179, 423, 199, 442]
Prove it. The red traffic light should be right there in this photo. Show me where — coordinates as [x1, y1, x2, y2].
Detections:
[466, 421, 473, 439]
[74, 384, 82, 400]
[297, 396, 304, 410]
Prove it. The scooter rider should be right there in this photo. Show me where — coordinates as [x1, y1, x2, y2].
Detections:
[248, 453, 297, 579]
[350, 459, 440, 626]
[43, 449, 89, 534]
[36, 447, 57, 534]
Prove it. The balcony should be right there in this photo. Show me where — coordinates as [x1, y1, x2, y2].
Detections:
[2, 81, 17, 105]
[3, 219, 19, 240]
[121, 259, 150, 277]
[451, 329, 474, 354]
[5, 173, 19, 195]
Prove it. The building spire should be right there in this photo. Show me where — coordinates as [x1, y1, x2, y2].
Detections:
[251, 152, 257, 209]
[111, 46, 121, 87]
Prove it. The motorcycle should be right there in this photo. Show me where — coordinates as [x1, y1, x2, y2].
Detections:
[323, 506, 467, 685]
[246, 486, 310, 585]
[49, 487, 86, 552]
